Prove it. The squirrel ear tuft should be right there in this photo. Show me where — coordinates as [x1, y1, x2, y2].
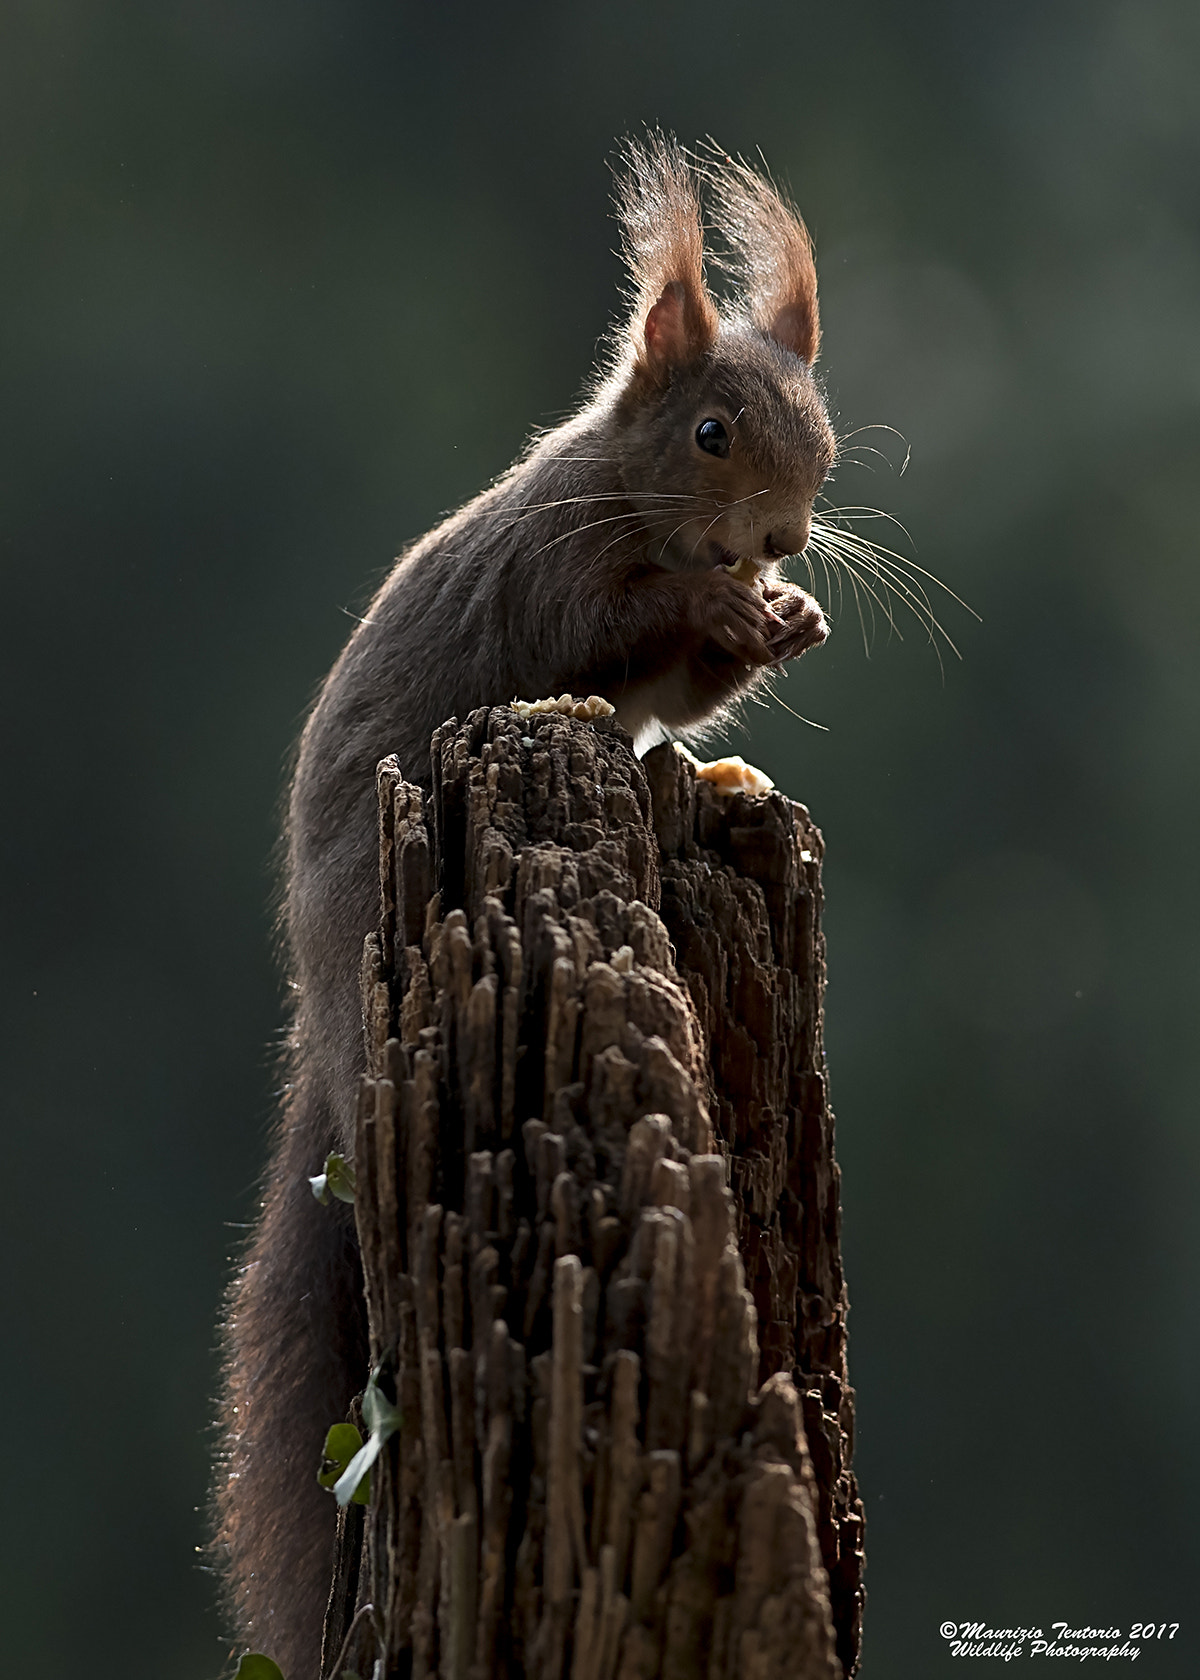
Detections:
[701, 147, 821, 366]
[615, 134, 719, 378]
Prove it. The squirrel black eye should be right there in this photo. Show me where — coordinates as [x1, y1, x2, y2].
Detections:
[695, 419, 730, 458]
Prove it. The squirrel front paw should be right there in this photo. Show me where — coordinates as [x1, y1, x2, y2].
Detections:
[761, 580, 828, 664]
[692, 571, 784, 665]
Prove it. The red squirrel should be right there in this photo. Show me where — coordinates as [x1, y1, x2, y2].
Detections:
[215, 136, 836, 1677]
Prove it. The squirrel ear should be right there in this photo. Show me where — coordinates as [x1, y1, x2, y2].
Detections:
[643, 280, 714, 371]
[767, 292, 820, 364]
[616, 134, 719, 378]
[701, 148, 821, 366]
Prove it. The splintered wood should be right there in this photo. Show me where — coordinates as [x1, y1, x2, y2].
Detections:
[330, 707, 864, 1680]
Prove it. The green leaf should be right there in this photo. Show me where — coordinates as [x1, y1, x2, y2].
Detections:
[309, 1152, 357, 1205]
[329, 1368, 402, 1508]
[233, 1655, 285, 1680]
[318, 1422, 367, 1501]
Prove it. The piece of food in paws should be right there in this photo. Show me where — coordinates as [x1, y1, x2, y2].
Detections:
[723, 556, 764, 588]
[673, 742, 775, 796]
[511, 693, 616, 721]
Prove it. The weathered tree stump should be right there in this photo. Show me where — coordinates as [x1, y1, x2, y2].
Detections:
[324, 707, 863, 1680]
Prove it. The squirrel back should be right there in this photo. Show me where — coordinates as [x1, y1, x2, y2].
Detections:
[216, 135, 836, 1679]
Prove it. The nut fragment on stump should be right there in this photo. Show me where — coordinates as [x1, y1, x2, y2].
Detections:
[672, 742, 775, 798]
[327, 705, 864, 1680]
[511, 693, 616, 721]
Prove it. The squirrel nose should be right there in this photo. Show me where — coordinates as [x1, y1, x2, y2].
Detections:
[764, 518, 812, 560]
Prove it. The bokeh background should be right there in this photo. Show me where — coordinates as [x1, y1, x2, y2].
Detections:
[3, 2, 1198, 1675]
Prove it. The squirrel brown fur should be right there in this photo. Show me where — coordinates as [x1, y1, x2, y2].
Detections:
[214, 135, 837, 1679]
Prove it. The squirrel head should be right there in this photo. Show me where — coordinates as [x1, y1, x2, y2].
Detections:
[607, 136, 836, 573]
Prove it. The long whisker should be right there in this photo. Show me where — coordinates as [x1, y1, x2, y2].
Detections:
[830, 447, 891, 471]
[677, 484, 776, 569]
[822, 542, 852, 628]
[761, 671, 830, 732]
[517, 492, 702, 509]
[815, 528, 967, 657]
[862, 544, 980, 621]
[824, 545, 903, 642]
[721, 485, 774, 512]
[819, 552, 869, 651]
[833, 422, 910, 446]
[825, 542, 938, 627]
[655, 511, 707, 566]
[812, 528, 926, 640]
[642, 485, 769, 568]
[809, 547, 844, 635]
[494, 491, 704, 539]
[816, 501, 918, 548]
[811, 525, 957, 675]
[542, 458, 746, 495]
[816, 505, 979, 620]
[807, 536, 888, 654]
[832, 422, 912, 470]
[492, 484, 734, 551]
[795, 549, 817, 593]
[834, 555, 885, 652]
[683, 508, 731, 567]
[682, 484, 776, 568]
[586, 516, 674, 573]
[519, 507, 689, 564]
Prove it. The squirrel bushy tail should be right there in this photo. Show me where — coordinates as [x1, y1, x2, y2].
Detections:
[215, 1073, 367, 1680]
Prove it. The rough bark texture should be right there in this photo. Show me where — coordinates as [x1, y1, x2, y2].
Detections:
[323, 707, 863, 1680]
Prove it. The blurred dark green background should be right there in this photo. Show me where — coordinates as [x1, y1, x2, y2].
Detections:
[2, 1, 1197, 1675]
